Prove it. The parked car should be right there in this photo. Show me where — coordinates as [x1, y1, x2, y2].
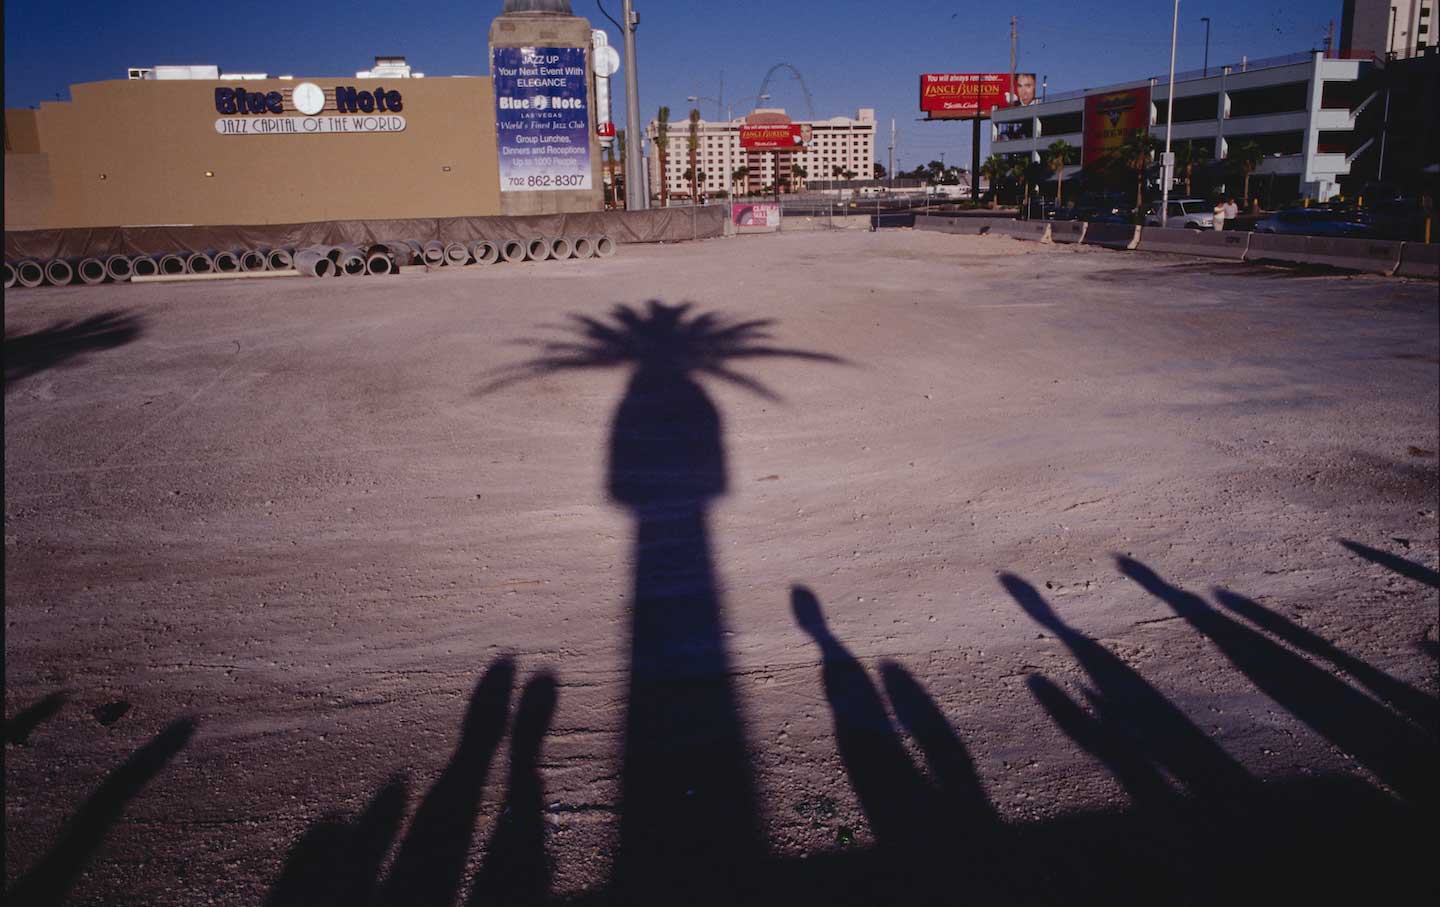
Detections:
[1143, 199, 1214, 229]
[1252, 208, 1374, 238]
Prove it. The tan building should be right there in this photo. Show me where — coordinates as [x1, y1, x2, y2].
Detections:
[4, 73, 508, 230]
[5, 6, 611, 230]
[646, 108, 875, 199]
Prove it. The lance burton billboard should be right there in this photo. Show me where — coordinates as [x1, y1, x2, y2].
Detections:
[1083, 86, 1151, 167]
[739, 124, 809, 149]
[920, 73, 1012, 118]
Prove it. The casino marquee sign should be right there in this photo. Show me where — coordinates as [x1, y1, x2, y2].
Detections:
[213, 82, 407, 135]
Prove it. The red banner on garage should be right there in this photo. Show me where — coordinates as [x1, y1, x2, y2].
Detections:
[1082, 86, 1151, 167]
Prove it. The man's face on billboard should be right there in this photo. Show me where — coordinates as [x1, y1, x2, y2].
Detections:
[1015, 74, 1036, 105]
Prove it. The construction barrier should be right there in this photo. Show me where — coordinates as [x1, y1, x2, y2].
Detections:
[1136, 227, 1250, 260]
[780, 215, 873, 232]
[1050, 221, 1087, 243]
[1394, 242, 1439, 280]
[1081, 222, 1140, 250]
[1246, 233, 1403, 274]
[991, 220, 1052, 242]
[913, 215, 1005, 235]
[871, 212, 917, 229]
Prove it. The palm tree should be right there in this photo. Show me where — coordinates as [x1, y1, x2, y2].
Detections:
[1175, 139, 1207, 197]
[1117, 130, 1161, 218]
[1013, 157, 1033, 215]
[980, 153, 1008, 208]
[1229, 140, 1264, 208]
[687, 108, 701, 202]
[656, 106, 671, 206]
[790, 164, 807, 192]
[1045, 139, 1075, 208]
[731, 165, 748, 196]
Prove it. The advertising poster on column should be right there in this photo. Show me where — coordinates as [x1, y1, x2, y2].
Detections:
[493, 46, 593, 192]
[1082, 86, 1151, 167]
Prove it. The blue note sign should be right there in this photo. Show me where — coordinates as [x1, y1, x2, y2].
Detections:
[493, 46, 593, 192]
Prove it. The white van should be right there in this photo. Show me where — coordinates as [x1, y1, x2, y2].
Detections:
[1143, 199, 1215, 229]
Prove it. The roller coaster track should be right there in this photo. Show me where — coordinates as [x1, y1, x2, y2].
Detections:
[753, 63, 816, 120]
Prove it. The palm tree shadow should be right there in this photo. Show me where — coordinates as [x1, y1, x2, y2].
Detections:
[479, 301, 843, 901]
[4, 311, 144, 393]
[1338, 538, 1440, 589]
[5, 717, 197, 907]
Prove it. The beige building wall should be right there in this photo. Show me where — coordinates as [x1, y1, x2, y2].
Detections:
[5, 76, 504, 230]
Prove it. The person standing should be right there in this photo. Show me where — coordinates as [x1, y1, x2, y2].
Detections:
[1212, 197, 1227, 231]
[1223, 196, 1239, 227]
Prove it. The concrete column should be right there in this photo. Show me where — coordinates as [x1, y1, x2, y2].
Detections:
[490, 9, 605, 215]
[1216, 66, 1230, 160]
[1300, 51, 1327, 198]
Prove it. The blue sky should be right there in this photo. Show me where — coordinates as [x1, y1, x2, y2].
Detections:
[5, 0, 1336, 169]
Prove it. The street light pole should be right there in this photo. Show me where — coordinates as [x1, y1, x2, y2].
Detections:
[1201, 17, 1211, 77]
[1161, 0, 1179, 227]
[621, 0, 647, 210]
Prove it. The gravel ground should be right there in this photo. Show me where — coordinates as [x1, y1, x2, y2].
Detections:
[4, 230, 1437, 905]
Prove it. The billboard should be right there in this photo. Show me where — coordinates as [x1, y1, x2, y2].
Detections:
[739, 124, 810, 149]
[1082, 86, 1151, 167]
[492, 46, 593, 192]
[920, 73, 1037, 118]
[732, 202, 780, 227]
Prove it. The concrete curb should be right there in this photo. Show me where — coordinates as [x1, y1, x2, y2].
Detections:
[1394, 242, 1439, 280]
[1246, 234, 1404, 274]
[1081, 223, 1140, 250]
[1136, 227, 1250, 259]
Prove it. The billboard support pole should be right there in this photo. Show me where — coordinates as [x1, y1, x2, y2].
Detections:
[1161, 0, 1179, 226]
[622, 0, 647, 210]
[972, 117, 981, 203]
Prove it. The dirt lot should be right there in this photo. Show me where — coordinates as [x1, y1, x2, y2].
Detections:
[5, 230, 1437, 905]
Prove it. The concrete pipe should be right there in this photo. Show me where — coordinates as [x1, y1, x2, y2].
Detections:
[16, 260, 46, 288]
[266, 248, 293, 271]
[501, 239, 527, 263]
[470, 240, 500, 265]
[571, 236, 596, 259]
[421, 241, 447, 265]
[405, 240, 425, 260]
[594, 235, 618, 258]
[44, 258, 75, 286]
[212, 250, 241, 273]
[131, 256, 160, 278]
[185, 252, 215, 274]
[525, 237, 553, 262]
[338, 249, 367, 276]
[443, 241, 471, 266]
[77, 257, 109, 285]
[365, 252, 394, 276]
[238, 249, 267, 272]
[293, 248, 334, 278]
[377, 241, 416, 265]
[3, 262, 16, 289]
[323, 246, 347, 265]
[159, 254, 188, 276]
[549, 237, 574, 260]
[105, 254, 134, 281]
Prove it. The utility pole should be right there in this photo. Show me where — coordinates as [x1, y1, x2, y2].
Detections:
[1160, 0, 1179, 226]
[1201, 16, 1211, 76]
[1324, 20, 1335, 57]
[1009, 17, 1017, 103]
[888, 118, 895, 189]
[621, 0, 647, 210]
